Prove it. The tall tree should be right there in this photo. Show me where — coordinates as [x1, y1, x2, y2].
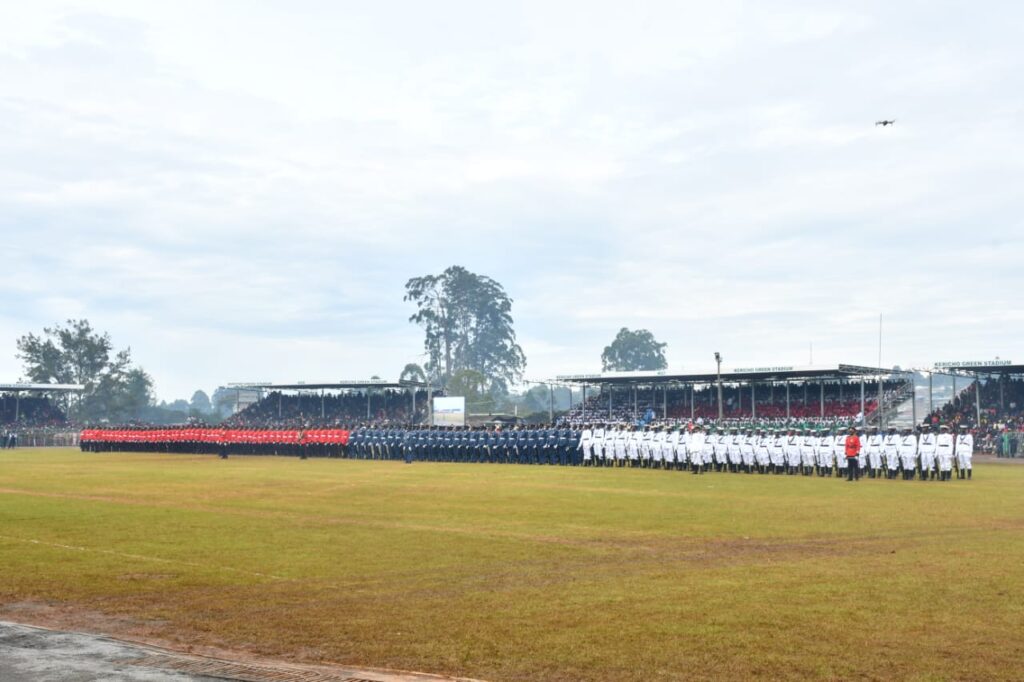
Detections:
[405, 266, 526, 391]
[399, 363, 428, 385]
[16, 319, 154, 421]
[190, 390, 213, 414]
[211, 386, 236, 417]
[601, 328, 668, 372]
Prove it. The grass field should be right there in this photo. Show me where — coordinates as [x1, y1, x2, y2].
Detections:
[1, 449, 1022, 681]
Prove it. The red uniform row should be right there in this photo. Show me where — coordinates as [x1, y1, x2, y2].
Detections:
[79, 428, 351, 445]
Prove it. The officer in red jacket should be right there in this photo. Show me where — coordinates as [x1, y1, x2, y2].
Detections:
[844, 427, 862, 482]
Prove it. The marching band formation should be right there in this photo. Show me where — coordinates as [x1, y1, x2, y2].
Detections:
[79, 421, 975, 480]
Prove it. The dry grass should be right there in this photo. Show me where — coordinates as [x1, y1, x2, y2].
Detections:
[1, 449, 1022, 680]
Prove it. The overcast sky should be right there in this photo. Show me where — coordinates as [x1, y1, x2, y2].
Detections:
[2, 1, 1022, 400]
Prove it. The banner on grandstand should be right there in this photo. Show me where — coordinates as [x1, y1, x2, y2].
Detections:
[934, 360, 1013, 369]
[433, 396, 466, 426]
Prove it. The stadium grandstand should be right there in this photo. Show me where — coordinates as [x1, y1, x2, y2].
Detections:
[922, 360, 1024, 456]
[1, 382, 84, 446]
[557, 364, 906, 426]
[223, 380, 430, 428]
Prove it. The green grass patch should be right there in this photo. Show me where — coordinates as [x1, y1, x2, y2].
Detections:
[1, 449, 1022, 680]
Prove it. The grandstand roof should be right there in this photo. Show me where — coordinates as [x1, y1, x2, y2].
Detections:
[0, 382, 85, 392]
[556, 363, 894, 386]
[228, 379, 424, 391]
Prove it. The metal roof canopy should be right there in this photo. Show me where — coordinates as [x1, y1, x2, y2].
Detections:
[0, 383, 85, 392]
[228, 379, 424, 391]
[556, 363, 895, 386]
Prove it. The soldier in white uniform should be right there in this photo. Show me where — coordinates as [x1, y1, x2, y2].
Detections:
[741, 429, 756, 473]
[676, 427, 690, 470]
[918, 425, 937, 481]
[883, 427, 901, 478]
[935, 424, 955, 481]
[784, 429, 801, 475]
[712, 429, 728, 472]
[665, 427, 679, 470]
[768, 430, 785, 474]
[615, 426, 629, 466]
[592, 424, 606, 466]
[639, 427, 653, 468]
[955, 425, 973, 479]
[816, 429, 833, 476]
[704, 428, 717, 473]
[755, 429, 771, 473]
[857, 427, 869, 474]
[832, 429, 847, 479]
[626, 427, 641, 467]
[800, 428, 816, 476]
[651, 425, 667, 466]
[899, 427, 918, 480]
[726, 429, 742, 473]
[578, 424, 593, 466]
[865, 427, 884, 478]
[689, 425, 706, 474]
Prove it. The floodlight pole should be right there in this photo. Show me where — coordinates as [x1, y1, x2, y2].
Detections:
[549, 384, 554, 423]
[582, 384, 587, 420]
[928, 372, 933, 414]
[714, 352, 723, 420]
[751, 383, 756, 419]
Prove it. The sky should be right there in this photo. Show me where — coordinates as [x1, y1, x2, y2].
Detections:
[2, 1, 1022, 401]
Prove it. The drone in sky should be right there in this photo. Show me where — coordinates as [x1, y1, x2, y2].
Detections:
[875, 119, 896, 127]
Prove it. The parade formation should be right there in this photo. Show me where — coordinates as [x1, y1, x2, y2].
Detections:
[79, 421, 975, 481]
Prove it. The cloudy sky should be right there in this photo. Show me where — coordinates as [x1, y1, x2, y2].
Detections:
[2, 1, 1022, 400]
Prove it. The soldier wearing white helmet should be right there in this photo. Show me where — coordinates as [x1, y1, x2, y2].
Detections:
[883, 426, 901, 479]
[955, 424, 974, 480]
[899, 427, 918, 480]
[935, 424, 955, 481]
[918, 424, 937, 481]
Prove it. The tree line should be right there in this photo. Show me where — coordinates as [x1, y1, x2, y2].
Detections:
[11, 266, 670, 422]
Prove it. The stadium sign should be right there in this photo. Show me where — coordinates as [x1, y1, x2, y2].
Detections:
[933, 360, 1012, 368]
[732, 366, 794, 373]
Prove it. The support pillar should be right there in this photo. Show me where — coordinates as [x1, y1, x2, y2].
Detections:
[860, 378, 865, 423]
[785, 381, 790, 420]
[975, 374, 982, 427]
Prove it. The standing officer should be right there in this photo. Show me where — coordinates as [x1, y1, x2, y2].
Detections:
[935, 424, 955, 481]
[899, 427, 918, 480]
[883, 427, 900, 478]
[918, 424, 938, 480]
[843, 426, 861, 481]
[955, 425, 974, 479]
